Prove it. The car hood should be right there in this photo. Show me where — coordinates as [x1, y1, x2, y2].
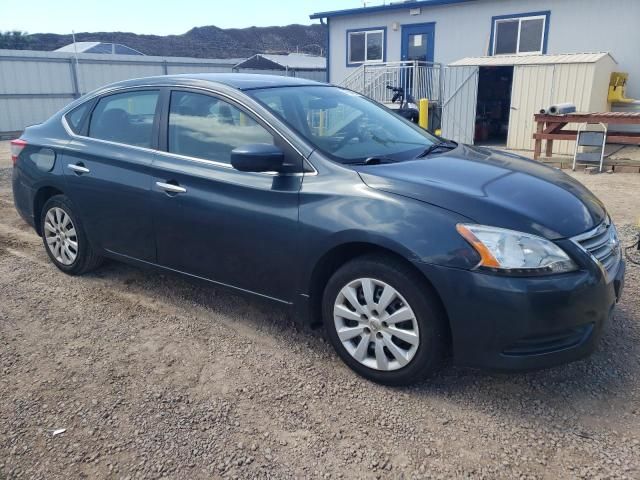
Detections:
[355, 145, 606, 239]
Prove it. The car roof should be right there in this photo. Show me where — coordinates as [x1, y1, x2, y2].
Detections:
[100, 73, 325, 92]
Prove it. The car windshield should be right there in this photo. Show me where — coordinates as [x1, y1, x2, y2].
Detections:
[247, 85, 439, 163]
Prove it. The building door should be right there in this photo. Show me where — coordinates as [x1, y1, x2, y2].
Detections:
[401, 23, 435, 63]
[400, 23, 436, 99]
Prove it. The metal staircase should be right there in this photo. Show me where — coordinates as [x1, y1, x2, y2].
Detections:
[339, 61, 443, 106]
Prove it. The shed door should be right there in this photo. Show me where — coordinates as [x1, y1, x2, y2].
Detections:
[441, 66, 479, 145]
[507, 65, 555, 151]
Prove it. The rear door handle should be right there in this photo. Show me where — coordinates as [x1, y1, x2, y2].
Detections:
[68, 164, 90, 174]
[156, 181, 187, 194]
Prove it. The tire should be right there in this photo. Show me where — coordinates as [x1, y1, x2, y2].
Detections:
[322, 254, 447, 386]
[40, 194, 103, 275]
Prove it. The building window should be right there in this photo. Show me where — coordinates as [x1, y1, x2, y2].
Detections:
[347, 28, 385, 65]
[491, 12, 549, 55]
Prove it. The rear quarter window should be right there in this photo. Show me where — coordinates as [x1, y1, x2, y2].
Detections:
[65, 102, 91, 134]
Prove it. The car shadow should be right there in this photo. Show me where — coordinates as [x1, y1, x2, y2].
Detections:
[87, 258, 638, 424]
[409, 302, 639, 424]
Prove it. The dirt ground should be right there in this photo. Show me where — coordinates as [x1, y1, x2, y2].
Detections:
[1, 140, 639, 479]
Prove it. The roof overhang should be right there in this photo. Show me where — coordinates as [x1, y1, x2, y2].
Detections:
[310, 0, 476, 20]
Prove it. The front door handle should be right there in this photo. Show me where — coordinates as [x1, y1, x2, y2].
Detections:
[68, 164, 90, 174]
[156, 181, 187, 194]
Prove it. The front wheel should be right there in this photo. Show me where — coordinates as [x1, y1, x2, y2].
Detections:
[322, 255, 447, 386]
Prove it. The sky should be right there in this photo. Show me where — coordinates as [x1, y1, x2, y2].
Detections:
[0, 0, 372, 35]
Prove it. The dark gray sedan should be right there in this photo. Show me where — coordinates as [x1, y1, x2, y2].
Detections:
[11, 74, 624, 385]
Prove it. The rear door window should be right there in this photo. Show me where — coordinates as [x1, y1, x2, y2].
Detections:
[88, 90, 160, 148]
[167, 90, 274, 164]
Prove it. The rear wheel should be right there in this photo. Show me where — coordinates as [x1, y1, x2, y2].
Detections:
[323, 255, 447, 385]
[41, 195, 102, 275]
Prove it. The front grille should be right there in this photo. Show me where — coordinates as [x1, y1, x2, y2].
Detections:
[572, 218, 621, 279]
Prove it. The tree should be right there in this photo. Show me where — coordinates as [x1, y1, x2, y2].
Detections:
[0, 31, 32, 49]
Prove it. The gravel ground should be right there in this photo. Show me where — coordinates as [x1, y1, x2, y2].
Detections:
[1, 140, 639, 479]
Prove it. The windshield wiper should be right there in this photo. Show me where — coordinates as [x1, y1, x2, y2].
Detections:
[417, 140, 458, 158]
[347, 156, 397, 166]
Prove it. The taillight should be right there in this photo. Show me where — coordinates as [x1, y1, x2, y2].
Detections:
[10, 139, 27, 166]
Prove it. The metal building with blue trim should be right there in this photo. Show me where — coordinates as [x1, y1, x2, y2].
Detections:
[311, 0, 640, 97]
[310, 0, 639, 153]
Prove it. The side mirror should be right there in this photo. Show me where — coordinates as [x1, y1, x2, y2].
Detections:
[230, 143, 285, 173]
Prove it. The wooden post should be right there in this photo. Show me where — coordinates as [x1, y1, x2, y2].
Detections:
[534, 119, 544, 160]
[545, 129, 554, 158]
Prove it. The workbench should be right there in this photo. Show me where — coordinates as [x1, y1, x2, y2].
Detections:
[533, 112, 640, 160]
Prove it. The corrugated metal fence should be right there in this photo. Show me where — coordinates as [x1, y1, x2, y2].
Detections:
[0, 49, 242, 135]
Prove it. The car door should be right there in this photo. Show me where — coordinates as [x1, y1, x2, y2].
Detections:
[150, 89, 303, 302]
[62, 88, 160, 262]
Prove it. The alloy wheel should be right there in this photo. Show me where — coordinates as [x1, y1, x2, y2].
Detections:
[44, 207, 78, 266]
[333, 277, 420, 371]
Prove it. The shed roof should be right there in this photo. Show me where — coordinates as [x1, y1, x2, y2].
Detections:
[449, 52, 616, 67]
[55, 42, 145, 55]
[234, 53, 326, 71]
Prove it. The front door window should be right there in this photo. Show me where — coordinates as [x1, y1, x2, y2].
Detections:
[407, 33, 428, 62]
[168, 91, 274, 164]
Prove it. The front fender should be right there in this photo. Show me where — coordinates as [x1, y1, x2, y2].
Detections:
[297, 166, 480, 296]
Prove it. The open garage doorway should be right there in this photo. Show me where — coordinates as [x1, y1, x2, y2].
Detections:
[474, 66, 514, 146]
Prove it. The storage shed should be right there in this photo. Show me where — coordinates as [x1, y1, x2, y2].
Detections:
[442, 52, 617, 154]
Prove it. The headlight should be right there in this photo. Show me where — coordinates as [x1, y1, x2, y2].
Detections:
[456, 224, 578, 275]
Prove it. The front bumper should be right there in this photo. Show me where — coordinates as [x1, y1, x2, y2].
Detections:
[416, 259, 625, 371]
